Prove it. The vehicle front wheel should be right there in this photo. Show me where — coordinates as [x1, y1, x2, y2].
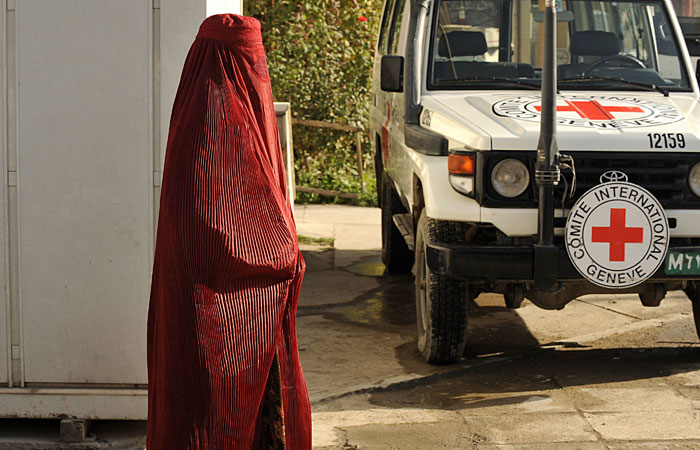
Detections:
[684, 283, 700, 340]
[415, 210, 469, 364]
[693, 300, 700, 341]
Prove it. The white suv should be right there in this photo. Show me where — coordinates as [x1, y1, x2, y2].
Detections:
[371, 0, 700, 363]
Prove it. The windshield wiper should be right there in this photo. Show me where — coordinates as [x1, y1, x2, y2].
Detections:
[559, 76, 670, 97]
[437, 77, 540, 90]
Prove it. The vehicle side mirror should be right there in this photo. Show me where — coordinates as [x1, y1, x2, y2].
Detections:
[381, 55, 404, 92]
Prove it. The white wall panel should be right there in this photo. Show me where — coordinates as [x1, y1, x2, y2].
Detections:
[0, 1, 9, 385]
[17, 0, 151, 384]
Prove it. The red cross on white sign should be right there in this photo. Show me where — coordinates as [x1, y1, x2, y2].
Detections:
[535, 100, 644, 120]
[591, 208, 644, 262]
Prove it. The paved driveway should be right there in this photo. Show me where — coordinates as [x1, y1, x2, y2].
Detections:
[296, 205, 700, 450]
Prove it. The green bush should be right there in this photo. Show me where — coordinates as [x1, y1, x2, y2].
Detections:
[244, 0, 384, 206]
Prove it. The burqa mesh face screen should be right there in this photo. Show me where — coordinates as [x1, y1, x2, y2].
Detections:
[147, 15, 311, 449]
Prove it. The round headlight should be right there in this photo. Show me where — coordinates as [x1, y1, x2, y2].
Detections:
[491, 158, 530, 198]
[689, 162, 700, 197]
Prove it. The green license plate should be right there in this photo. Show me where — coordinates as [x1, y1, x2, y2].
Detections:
[665, 251, 700, 275]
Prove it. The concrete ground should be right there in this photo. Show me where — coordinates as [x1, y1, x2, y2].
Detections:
[1, 204, 699, 449]
[295, 205, 700, 450]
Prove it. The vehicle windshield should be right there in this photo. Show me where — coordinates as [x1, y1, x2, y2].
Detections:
[429, 0, 691, 91]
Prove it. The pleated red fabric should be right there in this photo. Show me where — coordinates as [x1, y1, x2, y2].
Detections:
[147, 14, 311, 450]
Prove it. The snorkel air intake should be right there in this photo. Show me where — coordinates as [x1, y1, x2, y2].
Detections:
[533, 0, 561, 291]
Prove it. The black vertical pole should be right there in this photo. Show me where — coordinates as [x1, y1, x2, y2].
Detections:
[534, 0, 560, 291]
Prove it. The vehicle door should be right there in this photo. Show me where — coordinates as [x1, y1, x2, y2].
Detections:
[372, 0, 399, 180]
[380, 0, 409, 187]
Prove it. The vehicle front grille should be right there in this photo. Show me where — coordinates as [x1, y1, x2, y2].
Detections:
[558, 152, 697, 209]
[477, 151, 700, 209]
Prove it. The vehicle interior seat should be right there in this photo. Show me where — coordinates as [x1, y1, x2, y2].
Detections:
[559, 30, 621, 78]
[432, 30, 533, 83]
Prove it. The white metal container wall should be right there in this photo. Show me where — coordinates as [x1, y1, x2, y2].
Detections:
[1, 0, 8, 387]
[18, 0, 152, 385]
[1, 0, 241, 418]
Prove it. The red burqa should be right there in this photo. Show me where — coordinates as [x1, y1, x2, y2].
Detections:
[147, 15, 311, 449]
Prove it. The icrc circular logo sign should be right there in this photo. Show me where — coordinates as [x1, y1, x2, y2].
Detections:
[493, 95, 683, 129]
[565, 182, 669, 288]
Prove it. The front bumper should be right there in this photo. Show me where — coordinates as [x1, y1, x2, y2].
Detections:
[427, 243, 700, 282]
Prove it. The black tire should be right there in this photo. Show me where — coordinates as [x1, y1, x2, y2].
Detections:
[381, 174, 413, 274]
[693, 300, 700, 341]
[685, 283, 700, 341]
[415, 210, 469, 364]
[685, 281, 700, 339]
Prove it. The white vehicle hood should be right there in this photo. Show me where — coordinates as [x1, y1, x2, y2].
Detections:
[421, 91, 700, 152]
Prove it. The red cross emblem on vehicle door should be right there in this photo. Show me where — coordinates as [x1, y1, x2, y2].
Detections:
[535, 100, 643, 120]
[591, 208, 644, 262]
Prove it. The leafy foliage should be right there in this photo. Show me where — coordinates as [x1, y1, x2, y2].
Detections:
[244, 0, 384, 205]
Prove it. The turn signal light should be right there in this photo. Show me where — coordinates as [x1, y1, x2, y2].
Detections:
[448, 152, 475, 197]
[448, 154, 475, 175]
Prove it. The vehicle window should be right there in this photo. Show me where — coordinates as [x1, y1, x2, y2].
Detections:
[566, 2, 654, 67]
[428, 0, 691, 91]
[434, 0, 501, 61]
[378, 0, 398, 53]
[652, 6, 685, 80]
[617, 4, 651, 63]
[388, 0, 407, 54]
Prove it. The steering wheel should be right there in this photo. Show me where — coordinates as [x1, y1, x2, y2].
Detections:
[582, 54, 646, 76]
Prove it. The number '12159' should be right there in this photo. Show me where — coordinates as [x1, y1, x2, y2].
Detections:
[647, 133, 685, 149]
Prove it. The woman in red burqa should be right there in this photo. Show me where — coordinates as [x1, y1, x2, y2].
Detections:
[147, 14, 311, 449]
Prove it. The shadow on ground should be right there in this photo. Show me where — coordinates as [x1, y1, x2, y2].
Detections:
[366, 345, 700, 411]
[300, 247, 700, 413]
